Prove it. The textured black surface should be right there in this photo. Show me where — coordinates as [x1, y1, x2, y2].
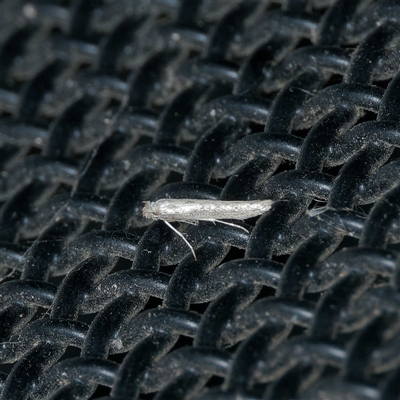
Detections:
[1, 0, 400, 399]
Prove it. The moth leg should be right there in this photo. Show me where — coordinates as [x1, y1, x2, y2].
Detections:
[164, 220, 197, 261]
[178, 219, 200, 226]
[205, 219, 249, 233]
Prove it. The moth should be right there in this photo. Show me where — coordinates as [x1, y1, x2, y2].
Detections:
[142, 198, 274, 260]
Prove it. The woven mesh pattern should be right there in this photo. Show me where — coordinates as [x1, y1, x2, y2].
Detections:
[1, 0, 400, 399]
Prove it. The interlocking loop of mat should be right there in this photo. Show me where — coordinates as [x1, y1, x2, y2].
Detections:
[1, 1, 400, 399]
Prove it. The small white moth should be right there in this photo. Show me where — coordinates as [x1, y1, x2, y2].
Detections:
[142, 198, 274, 260]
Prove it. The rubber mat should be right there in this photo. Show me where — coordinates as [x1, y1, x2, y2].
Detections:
[1, 1, 400, 399]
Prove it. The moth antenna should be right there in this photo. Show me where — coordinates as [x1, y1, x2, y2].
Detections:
[164, 220, 197, 261]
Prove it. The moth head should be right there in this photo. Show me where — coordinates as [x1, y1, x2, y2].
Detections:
[142, 201, 158, 220]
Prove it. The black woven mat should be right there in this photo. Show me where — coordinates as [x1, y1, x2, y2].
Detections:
[1, 1, 400, 399]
